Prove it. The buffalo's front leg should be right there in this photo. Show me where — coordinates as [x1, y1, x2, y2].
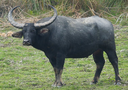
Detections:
[49, 52, 65, 87]
[52, 68, 64, 87]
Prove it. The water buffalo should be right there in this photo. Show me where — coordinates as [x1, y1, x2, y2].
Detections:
[8, 5, 121, 87]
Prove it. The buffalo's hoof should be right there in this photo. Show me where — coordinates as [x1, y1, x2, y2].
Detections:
[114, 82, 121, 85]
[52, 82, 65, 87]
[90, 80, 97, 85]
[90, 82, 96, 85]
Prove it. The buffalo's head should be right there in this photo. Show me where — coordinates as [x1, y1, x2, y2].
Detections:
[8, 5, 57, 46]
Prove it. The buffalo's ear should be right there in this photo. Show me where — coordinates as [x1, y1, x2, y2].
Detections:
[12, 31, 23, 38]
[39, 28, 49, 35]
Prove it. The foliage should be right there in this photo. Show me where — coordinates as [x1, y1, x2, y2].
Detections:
[0, 0, 128, 27]
[0, 0, 128, 16]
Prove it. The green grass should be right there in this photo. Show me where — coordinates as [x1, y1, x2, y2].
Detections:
[0, 27, 128, 90]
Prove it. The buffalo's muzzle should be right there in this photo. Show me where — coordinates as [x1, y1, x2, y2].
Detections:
[23, 39, 31, 46]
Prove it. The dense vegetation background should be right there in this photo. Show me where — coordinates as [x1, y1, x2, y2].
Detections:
[0, 0, 128, 26]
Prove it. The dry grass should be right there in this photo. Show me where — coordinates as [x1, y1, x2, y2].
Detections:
[0, 0, 128, 29]
[0, 31, 13, 37]
[1, 0, 127, 17]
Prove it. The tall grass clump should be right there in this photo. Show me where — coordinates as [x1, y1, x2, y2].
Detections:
[0, 0, 127, 17]
[0, 0, 128, 26]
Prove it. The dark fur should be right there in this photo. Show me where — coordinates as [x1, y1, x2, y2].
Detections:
[12, 16, 121, 86]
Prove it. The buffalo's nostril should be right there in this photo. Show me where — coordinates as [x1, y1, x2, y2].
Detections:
[23, 39, 29, 42]
[23, 39, 31, 45]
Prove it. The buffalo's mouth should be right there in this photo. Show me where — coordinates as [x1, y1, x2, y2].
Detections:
[23, 40, 31, 46]
[23, 42, 31, 46]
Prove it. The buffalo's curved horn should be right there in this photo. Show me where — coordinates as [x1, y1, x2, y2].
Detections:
[8, 6, 25, 29]
[34, 5, 57, 28]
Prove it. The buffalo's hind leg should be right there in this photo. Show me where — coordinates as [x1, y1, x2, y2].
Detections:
[91, 49, 105, 84]
[105, 49, 121, 85]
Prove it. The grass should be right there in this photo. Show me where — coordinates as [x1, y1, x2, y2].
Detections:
[0, 26, 128, 90]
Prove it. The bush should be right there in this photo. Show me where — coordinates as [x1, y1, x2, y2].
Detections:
[1, 0, 128, 17]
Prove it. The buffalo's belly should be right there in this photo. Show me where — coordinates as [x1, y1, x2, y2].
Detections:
[66, 44, 99, 58]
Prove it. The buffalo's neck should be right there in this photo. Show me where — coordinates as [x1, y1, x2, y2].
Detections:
[32, 35, 50, 52]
